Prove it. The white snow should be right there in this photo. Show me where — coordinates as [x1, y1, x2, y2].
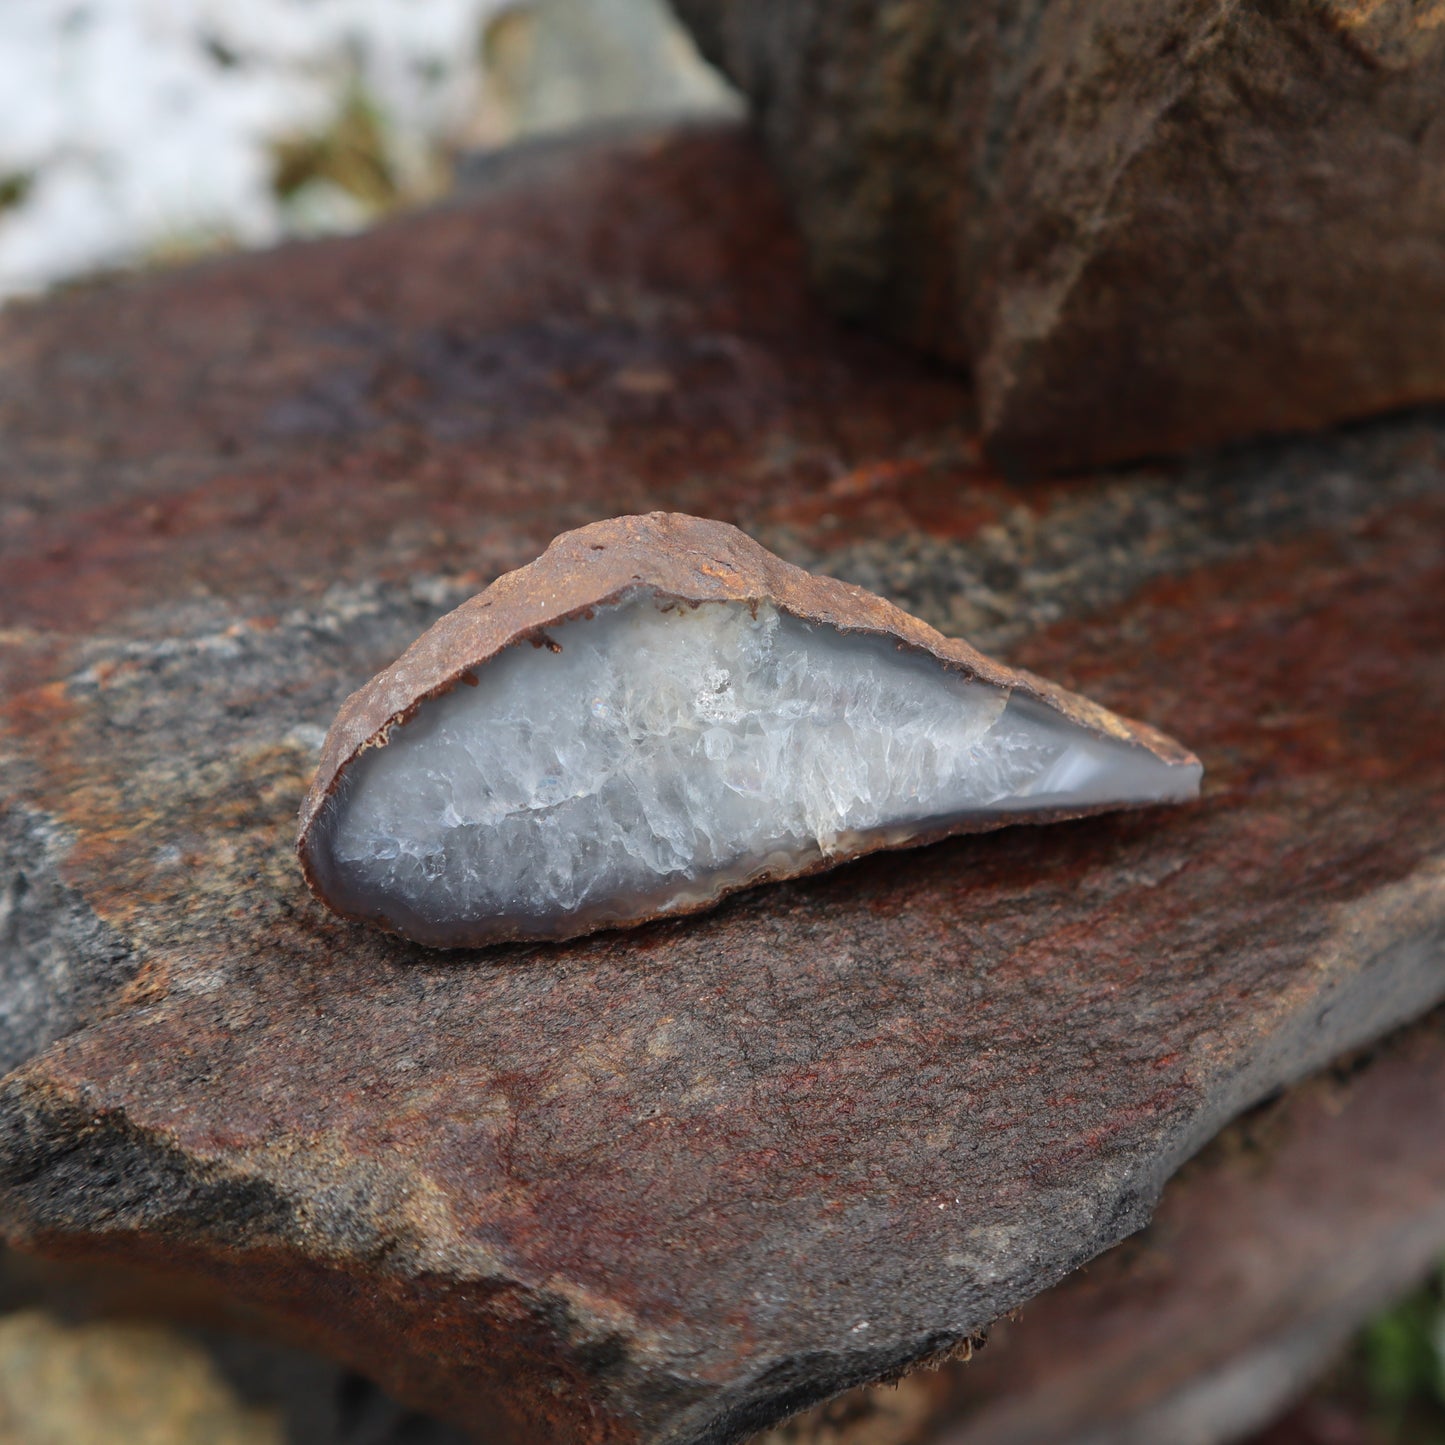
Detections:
[0, 0, 736, 300]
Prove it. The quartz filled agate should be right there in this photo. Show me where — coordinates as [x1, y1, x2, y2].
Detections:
[298, 514, 1201, 946]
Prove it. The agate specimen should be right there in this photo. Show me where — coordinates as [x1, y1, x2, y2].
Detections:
[298, 514, 1201, 946]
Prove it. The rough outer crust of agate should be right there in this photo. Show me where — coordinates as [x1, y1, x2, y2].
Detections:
[297, 514, 1201, 947]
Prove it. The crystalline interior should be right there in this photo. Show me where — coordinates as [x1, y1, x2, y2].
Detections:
[314, 596, 1200, 944]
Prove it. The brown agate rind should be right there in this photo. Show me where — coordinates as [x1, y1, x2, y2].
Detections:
[297, 513, 1200, 945]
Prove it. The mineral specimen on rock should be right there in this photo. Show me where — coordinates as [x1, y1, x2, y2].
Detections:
[298, 514, 1200, 946]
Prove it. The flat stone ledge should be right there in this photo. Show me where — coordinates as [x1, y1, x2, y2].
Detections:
[768, 1009, 1445, 1445]
[0, 126, 1441, 1444]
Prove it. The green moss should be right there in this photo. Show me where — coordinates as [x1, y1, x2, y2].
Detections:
[270, 88, 398, 212]
[1358, 1263, 1445, 1440]
[0, 173, 34, 212]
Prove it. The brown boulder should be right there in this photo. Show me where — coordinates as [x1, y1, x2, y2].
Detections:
[673, 0, 1445, 471]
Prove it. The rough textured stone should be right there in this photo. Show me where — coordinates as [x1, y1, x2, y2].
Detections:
[5, 1014, 1443, 1445]
[672, 0, 1445, 472]
[0, 126, 1442, 1444]
[300, 514, 1197, 946]
[767, 1010, 1445, 1445]
[0, 1311, 282, 1445]
[0, 1249, 475, 1445]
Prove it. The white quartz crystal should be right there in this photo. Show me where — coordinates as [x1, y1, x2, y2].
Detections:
[316, 597, 1200, 943]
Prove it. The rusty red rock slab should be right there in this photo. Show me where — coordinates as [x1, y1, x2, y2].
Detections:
[8, 1013, 1443, 1445]
[0, 127, 1442, 1444]
[768, 1010, 1445, 1445]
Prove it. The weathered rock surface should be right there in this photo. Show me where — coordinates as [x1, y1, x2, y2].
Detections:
[673, 0, 1445, 472]
[0, 1311, 282, 1445]
[0, 126, 1442, 1444]
[0, 1249, 474, 1445]
[767, 1010, 1445, 1445]
[5, 1012, 1443, 1445]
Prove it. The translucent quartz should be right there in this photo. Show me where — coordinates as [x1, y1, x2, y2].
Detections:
[317, 597, 1200, 943]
